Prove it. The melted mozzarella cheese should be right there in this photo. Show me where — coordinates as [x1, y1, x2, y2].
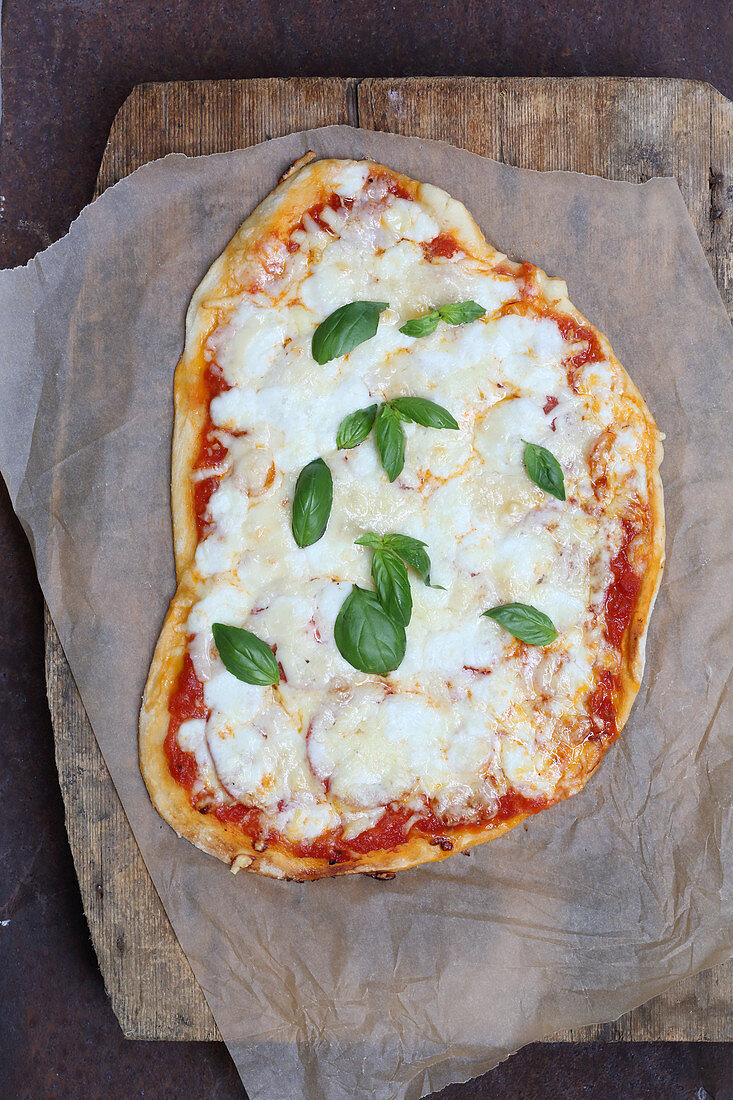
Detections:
[179, 166, 650, 846]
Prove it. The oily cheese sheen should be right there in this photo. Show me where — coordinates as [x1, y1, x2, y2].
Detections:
[139, 156, 664, 880]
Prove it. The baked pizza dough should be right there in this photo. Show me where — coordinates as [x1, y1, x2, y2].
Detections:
[139, 155, 665, 880]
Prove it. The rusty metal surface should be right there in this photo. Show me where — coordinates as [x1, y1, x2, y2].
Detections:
[0, 1, 732, 1096]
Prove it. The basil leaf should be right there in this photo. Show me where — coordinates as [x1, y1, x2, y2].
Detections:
[212, 622, 280, 686]
[523, 440, 566, 501]
[358, 531, 443, 589]
[292, 457, 333, 547]
[438, 300, 486, 325]
[399, 310, 440, 338]
[374, 403, 405, 482]
[354, 532, 383, 548]
[389, 396, 459, 430]
[336, 404, 378, 449]
[482, 603, 558, 646]
[381, 533, 435, 586]
[371, 547, 412, 626]
[334, 585, 407, 675]
[312, 301, 388, 364]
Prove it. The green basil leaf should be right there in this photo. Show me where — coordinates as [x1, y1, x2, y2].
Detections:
[374, 403, 405, 482]
[438, 300, 486, 325]
[399, 310, 440, 338]
[357, 531, 444, 589]
[371, 547, 412, 626]
[523, 440, 566, 500]
[336, 404, 378, 449]
[312, 301, 388, 364]
[381, 533, 435, 586]
[389, 396, 459, 430]
[292, 457, 333, 547]
[354, 532, 383, 549]
[482, 603, 558, 646]
[212, 622, 280, 686]
[334, 585, 407, 675]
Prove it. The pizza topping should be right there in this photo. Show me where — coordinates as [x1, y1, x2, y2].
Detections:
[336, 404, 378, 449]
[164, 160, 658, 854]
[390, 396, 460, 430]
[603, 520, 643, 648]
[311, 300, 388, 364]
[523, 440, 566, 500]
[164, 727, 199, 792]
[165, 654, 211, 793]
[212, 622, 281, 686]
[422, 233, 461, 260]
[365, 543, 413, 627]
[337, 395, 458, 481]
[438, 300, 486, 326]
[374, 402, 405, 482]
[168, 652, 208, 736]
[291, 457, 333, 547]
[350, 532, 444, 636]
[399, 300, 486, 337]
[586, 670, 619, 742]
[399, 310, 440, 338]
[333, 586, 407, 675]
[355, 532, 439, 589]
[482, 603, 559, 646]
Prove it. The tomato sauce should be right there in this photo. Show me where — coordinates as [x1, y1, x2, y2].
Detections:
[374, 173, 413, 201]
[192, 362, 231, 539]
[493, 259, 540, 299]
[212, 803, 262, 840]
[493, 259, 538, 296]
[422, 233, 460, 260]
[587, 670, 620, 743]
[584, 513, 647, 744]
[492, 789, 548, 824]
[492, 258, 516, 278]
[289, 831, 350, 863]
[164, 735, 199, 793]
[288, 192, 356, 245]
[164, 653, 210, 793]
[343, 808, 413, 854]
[603, 520, 643, 648]
[552, 312, 604, 388]
[168, 653, 208, 735]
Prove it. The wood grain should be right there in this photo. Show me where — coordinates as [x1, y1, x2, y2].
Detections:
[46, 76, 732, 1042]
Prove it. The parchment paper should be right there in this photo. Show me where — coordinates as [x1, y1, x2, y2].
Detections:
[0, 126, 731, 1099]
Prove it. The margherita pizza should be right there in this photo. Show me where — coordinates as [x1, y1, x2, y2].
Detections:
[139, 155, 664, 880]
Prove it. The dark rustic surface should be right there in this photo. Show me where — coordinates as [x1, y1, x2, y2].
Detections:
[1, 2, 733, 1098]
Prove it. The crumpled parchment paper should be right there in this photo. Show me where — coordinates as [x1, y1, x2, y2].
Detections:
[0, 126, 731, 1100]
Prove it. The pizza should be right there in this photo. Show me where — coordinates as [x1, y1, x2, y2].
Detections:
[139, 155, 665, 880]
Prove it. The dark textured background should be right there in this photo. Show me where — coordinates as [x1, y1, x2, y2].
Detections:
[0, 2, 732, 1097]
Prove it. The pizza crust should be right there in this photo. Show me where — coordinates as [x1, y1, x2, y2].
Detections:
[141, 156, 665, 880]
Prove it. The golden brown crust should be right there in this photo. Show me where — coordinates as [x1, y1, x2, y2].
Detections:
[142, 156, 665, 879]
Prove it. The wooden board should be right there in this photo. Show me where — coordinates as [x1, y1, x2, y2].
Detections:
[46, 76, 733, 1042]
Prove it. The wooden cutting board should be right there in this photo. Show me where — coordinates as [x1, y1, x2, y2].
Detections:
[46, 76, 733, 1042]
